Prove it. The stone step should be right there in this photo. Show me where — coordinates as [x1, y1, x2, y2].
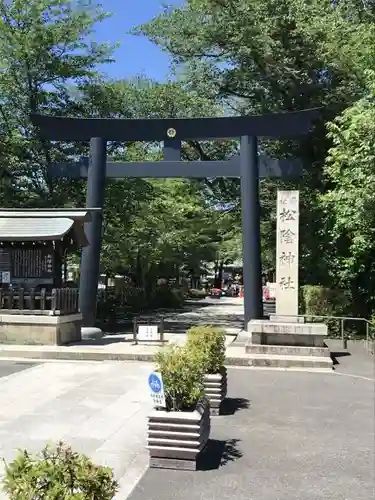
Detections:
[246, 344, 330, 357]
[227, 353, 333, 370]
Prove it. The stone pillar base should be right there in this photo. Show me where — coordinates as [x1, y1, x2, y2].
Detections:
[269, 314, 305, 324]
[247, 319, 327, 347]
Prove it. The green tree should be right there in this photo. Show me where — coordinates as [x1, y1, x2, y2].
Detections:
[134, 0, 375, 293]
[76, 78, 234, 281]
[323, 71, 375, 316]
[0, 0, 114, 206]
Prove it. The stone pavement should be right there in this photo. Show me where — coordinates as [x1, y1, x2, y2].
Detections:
[128, 355, 375, 500]
[0, 360, 154, 500]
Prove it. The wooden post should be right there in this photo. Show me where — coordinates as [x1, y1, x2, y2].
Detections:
[51, 288, 57, 314]
[29, 288, 35, 310]
[133, 316, 138, 345]
[40, 288, 46, 310]
[18, 288, 24, 310]
[160, 316, 165, 343]
[8, 289, 14, 309]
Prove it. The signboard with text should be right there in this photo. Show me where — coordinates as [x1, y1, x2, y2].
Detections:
[1, 272, 10, 284]
[148, 372, 166, 408]
[276, 190, 299, 316]
[137, 325, 159, 342]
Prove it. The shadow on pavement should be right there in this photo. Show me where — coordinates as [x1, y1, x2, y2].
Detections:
[0, 360, 39, 379]
[330, 351, 351, 365]
[221, 397, 251, 416]
[73, 336, 133, 347]
[198, 439, 242, 471]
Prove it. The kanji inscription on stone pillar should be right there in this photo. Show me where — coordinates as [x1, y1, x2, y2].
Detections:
[276, 190, 299, 317]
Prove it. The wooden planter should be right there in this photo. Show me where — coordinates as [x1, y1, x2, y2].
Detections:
[203, 367, 227, 416]
[147, 398, 210, 470]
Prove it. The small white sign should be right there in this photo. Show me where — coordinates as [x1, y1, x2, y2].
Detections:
[148, 372, 166, 408]
[1, 272, 10, 283]
[137, 325, 159, 341]
[266, 282, 276, 299]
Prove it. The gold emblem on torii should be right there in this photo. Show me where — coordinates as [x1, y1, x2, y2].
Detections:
[166, 128, 176, 138]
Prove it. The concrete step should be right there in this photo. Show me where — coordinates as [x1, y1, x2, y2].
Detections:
[0, 345, 333, 370]
[226, 353, 333, 370]
[246, 344, 330, 357]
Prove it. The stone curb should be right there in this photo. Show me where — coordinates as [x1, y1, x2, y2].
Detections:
[0, 349, 155, 362]
[0, 348, 333, 372]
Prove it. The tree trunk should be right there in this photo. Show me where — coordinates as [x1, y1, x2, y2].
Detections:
[214, 260, 224, 289]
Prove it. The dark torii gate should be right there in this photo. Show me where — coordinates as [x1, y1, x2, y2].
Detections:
[31, 110, 317, 329]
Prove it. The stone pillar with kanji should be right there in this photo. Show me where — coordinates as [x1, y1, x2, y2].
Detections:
[276, 190, 299, 318]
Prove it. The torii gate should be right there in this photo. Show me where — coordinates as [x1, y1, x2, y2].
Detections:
[31, 110, 317, 330]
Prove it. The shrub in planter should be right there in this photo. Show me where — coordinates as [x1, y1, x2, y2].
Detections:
[147, 345, 210, 470]
[2, 441, 118, 500]
[187, 325, 227, 416]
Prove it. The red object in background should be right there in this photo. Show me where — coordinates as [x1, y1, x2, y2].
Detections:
[211, 288, 222, 296]
[239, 288, 244, 298]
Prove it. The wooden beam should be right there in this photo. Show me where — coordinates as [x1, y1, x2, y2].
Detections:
[31, 109, 320, 142]
[48, 155, 302, 179]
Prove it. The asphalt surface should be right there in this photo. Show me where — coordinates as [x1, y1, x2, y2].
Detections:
[0, 360, 38, 379]
[128, 354, 374, 500]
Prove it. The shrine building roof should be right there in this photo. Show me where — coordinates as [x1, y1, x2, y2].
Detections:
[0, 209, 95, 245]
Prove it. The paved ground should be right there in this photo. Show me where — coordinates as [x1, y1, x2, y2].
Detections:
[129, 353, 374, 500]
[327, 339, 375, 380]
[0, 351, 372, 500]
[0, 297, 372, 499]
[0, 360, 153, 500]
[116, 297, 247, 335]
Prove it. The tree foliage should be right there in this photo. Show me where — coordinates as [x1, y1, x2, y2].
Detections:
[135, 0, 375, 314]
[323, 71, 375, 313]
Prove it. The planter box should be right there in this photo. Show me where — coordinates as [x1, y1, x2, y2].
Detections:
[147, 398, 210, 470]
[203, 368, 227, 416]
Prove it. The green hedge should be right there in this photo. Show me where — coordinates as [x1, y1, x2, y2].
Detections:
[155, 345, 204, 411]
[187, 289, 207, 299]
[302, 285, 351, 337]
[186, 325, 226, 374]
[2, 442, 118, 500]
[149, 285, 185, 309]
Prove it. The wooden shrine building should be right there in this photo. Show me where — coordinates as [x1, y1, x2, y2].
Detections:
[0, 209, 92, 345]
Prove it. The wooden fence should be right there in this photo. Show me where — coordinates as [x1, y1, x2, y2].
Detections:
[0, 288, 79, 315]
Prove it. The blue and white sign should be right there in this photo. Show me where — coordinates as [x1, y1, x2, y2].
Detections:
[148, 372, 166, 408]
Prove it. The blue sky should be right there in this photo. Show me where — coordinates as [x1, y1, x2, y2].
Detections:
[90, 0, 182, 81]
